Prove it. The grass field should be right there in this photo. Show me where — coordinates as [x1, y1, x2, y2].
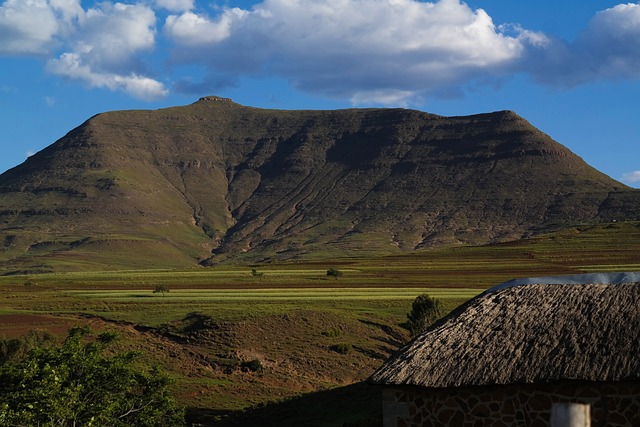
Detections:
[65, 287, 480, 301]
[0, 222, 639, 426]
[4, 221, 639, 289]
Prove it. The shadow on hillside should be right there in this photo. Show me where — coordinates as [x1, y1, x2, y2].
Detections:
[186, 382, 382, 427]
[359, 319, 407, 347]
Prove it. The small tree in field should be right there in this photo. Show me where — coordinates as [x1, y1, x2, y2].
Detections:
[406, 294, 447, 336]
[153, 285, 170, 296]
[250, 268, 264, 279]
[326, 268, 343, 280]
[0, 326, 185, 426]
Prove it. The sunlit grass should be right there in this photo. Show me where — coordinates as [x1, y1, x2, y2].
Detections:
[66, 287, 481, 301]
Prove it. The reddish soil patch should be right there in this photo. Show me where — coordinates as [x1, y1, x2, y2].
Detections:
[0, 314, 88, 338]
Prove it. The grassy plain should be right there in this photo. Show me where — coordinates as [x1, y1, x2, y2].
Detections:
[0, 222, 639, 425]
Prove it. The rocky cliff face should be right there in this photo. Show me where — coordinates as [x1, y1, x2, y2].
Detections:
[0, 98, 637, 271]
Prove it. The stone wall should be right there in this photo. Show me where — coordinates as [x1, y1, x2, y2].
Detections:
[382, 381, 640, 427]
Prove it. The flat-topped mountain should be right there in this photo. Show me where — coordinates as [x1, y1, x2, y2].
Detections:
[1, 98, 638, 272]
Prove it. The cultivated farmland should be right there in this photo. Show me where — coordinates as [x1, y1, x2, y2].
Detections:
[0, 222, 639, 426]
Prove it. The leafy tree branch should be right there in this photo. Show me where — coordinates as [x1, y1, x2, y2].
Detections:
[0, 326, 185, 426]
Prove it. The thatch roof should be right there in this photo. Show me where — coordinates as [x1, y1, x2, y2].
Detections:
[369, 272, 640, 388]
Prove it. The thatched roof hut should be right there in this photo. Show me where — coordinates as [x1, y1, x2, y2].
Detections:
[369, 272, 640, 427]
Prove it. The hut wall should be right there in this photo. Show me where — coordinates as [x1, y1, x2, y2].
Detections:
[382, 381, 640, 427]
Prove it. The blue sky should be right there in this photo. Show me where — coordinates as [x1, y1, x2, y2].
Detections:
[1, 0, 639, 187]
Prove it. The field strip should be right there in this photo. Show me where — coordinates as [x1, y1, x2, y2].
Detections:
[52, 269, 359, 277]
[66, 287, 482, 301]
[579, 265, 640, 272]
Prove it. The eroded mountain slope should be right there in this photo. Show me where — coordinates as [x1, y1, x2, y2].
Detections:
[0, 97, 637, 271]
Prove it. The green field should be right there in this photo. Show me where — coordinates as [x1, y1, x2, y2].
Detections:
[66, 288, 480, 301]
[0, 222, 639, 426]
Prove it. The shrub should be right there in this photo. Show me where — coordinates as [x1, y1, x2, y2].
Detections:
[0, 326, 185, 426]
[0, 329, 56, 364]
[330, 343, 352, 354]
[153, 285, 170, 296]
[241, 359, 263, 372]
[321, 327, 342, 337]
[250, 268, 264, 278]
[406, 294, 447, 336]
[326, 268, 343, 280]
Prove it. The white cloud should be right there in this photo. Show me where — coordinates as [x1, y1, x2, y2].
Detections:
[351, 90, 419, 107]
[0, 0, 79, 54]
[164, 0, 527, 104]
[5, 0, 640, 104]
[580, 3, 640, 79]
[47, 52, 167, 100]
[49, 0, 83, 25]
[527, 3, 640, 86]
[76, 2, 157, 73]
[161, 0, 640, 104]
[1, 0, 166, 99]
[155, 0, 194, 13]
[622, 171, 640, 183]
[45, 2, 167, 100]
[164, 9, 245, 45]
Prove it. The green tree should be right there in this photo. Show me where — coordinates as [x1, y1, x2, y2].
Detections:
[153, 285, 170, 296]
[0, 326, 185, 426]
[0, 329, 56, 364]
[250, 268, 264, 279]
[406, 294, 446, 336]
[326, 268, 343, 280]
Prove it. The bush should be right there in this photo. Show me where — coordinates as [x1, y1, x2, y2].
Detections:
[406, 294, 447, 336]
[153, 285, 170, 296]
[0, 326, 185, 426]
[326, 268, 343, 280]
[241, 359, 263, 372]
[250, 268, 264, 278]
[330, 343, 352, 354]
[321, 327, 342, 337]
[0, 329, 56, 364]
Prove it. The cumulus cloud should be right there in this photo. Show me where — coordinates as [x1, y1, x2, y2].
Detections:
[578, 3, 640, 78]
[4, 0, 640, 104]
[351, 90, 420, 107]
[165, 8, 245, 45]
[0, 0, 166, 99]
[45, 2, 167, 100]
[527, 3, 640, 86]
[164, 0, 533, 104]
[161, 0, 640, 104]
[70, 2, 156, 73]
[155, 0, 194, 13]
[0, 0, 82, 54]
[47, 52, 167, 100]
[622, 171, 640, 183]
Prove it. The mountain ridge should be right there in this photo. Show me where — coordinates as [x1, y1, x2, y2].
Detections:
[0, 98, 638, 272]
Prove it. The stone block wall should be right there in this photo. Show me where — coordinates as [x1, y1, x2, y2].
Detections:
[382, 381, 640, 427]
